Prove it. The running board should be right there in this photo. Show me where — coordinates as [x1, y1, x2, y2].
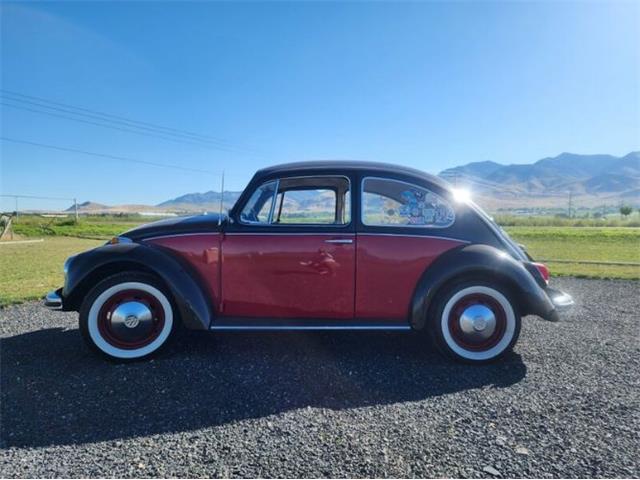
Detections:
[210, 318, 411, 331]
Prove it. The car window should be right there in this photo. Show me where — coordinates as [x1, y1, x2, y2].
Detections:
[240, 180, 277, 224]
[275, 176, 351, 225]
[275, 189, 337, 224]
[362, 177, 455, 227]
[240, 176, 351, 226]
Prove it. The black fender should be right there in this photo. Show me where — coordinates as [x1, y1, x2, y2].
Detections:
[410, 243, 555, 330]
[62, 242, 214, 330]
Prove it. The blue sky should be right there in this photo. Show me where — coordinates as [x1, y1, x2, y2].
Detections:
[1, 1, 639, 209]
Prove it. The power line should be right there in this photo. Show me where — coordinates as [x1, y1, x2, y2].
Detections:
[0, 194, 74, 201]
[0, 136, 222, 176]
[1, 102, 242, 152]
[0, 88, 241, 147]
[0, 89, 266, 156]
[0, 94, 234, 148]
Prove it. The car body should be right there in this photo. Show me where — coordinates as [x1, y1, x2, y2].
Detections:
[45, 161, 574, 363]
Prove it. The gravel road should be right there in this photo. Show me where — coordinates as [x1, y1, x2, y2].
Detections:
[1, 278, 638, 478]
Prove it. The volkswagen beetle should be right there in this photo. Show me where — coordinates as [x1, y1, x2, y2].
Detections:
[45, 161, 574, 363]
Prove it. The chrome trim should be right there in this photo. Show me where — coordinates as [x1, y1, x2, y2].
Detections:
[223, 232, 467, 242]
[324, 239, 353, 244]
[360, 176, 455, 229]
[357, 233, 469, 243]
[225, 232, 356, 236]
[142, 232, 222, 241]
[44, 291, 62, 309]
[238, 175, 353, 227]
[210, 325, 411, 331]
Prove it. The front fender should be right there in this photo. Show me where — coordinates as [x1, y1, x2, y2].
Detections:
[410, 244, 555, 330]
[63, 242, 214, 330]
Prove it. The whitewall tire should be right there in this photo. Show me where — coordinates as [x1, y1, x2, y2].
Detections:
[431, 282, 521, 363]
[79, 273, 175, 361]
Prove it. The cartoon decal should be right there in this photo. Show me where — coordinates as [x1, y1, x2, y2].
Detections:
[399, 189, 454, 226]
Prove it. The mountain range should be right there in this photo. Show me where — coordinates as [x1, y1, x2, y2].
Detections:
[438, 151, 639, 208]
[70, 151, 639, 213]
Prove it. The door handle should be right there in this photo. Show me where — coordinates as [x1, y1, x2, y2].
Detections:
[324, 239, 353, 244]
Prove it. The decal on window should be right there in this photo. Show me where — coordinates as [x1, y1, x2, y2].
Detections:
[398, 189, 454, 226]
[362, 177, 455, 228]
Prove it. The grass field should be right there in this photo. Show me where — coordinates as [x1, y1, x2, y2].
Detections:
[0, 237, 103, 307]
[9, 214, 161, 239]
[1, 215, 638, 307]
[505, 227, 640, 280]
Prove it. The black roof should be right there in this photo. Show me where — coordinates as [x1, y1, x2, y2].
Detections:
[256, 160, 452, 190]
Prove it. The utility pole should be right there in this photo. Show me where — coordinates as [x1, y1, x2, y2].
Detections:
[568, 191, 573, 218]
[14, 196, 18, 219]
[74, 198, 79, 223]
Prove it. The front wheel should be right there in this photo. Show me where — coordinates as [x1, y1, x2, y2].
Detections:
[79, 272, 176, 361]
[430, 281, 521, 363]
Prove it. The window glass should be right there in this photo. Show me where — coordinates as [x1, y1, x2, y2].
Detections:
[362, 177, 455, 227]
[275, 189, 337, 224]
[240, 180, 277, 224]
[240, 176, 351, 226]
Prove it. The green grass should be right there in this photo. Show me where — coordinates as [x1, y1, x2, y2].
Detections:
[494, 214, 640, 227]
[10, 214, 168, 240]
[0, 237, 103, 307]
[505, 227, 640, 279]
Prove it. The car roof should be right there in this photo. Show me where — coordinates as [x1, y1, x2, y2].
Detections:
[256, 160, 452, 190]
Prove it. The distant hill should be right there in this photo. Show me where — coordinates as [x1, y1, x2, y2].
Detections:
[65, 201, 109, 212]
[439, 151, 640, 208]
[157, 190, 242, 212]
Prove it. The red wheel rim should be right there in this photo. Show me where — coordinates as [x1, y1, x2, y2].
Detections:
[97, 289, 165, 349]
[448, 293, 507, 351]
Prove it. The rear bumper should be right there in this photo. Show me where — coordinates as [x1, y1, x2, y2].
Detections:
[44, 288, 63, 309]
[543, 287, 575, 321]
[548, 289, 575, 312]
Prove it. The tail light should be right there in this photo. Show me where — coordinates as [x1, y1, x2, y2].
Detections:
[532, 262, 550, 284]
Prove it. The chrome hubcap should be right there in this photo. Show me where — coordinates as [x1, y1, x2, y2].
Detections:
[110, 301, 153, 335]
[458, 304, 496, 341]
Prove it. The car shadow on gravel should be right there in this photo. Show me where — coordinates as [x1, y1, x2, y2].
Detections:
[1, 327, 526, 448]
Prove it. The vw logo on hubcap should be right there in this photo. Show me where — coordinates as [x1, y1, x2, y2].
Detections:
[123, 314, 140, 329]
[473, 316, 488, 331]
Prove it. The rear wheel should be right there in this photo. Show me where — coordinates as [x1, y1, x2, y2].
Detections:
[79, 272, 176, 361]
[430, 281, 521, 363]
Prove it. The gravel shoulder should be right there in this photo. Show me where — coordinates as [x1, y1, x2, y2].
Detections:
[1, 278, 639, 478]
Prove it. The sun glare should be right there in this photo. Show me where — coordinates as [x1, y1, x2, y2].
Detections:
[452, 187, 472, 203]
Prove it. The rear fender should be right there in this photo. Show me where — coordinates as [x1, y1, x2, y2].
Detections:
[63, 243, 214, 330]
[410, 244, 555, 329]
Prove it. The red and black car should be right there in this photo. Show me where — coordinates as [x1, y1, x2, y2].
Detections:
[45, 161, 574, 363]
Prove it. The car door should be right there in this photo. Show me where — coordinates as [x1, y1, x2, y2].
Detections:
[221, 175, 355, 319]
[356, 176, 465, 320]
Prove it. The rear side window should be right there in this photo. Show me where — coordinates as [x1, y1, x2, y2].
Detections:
[362, 177, 455, 227]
